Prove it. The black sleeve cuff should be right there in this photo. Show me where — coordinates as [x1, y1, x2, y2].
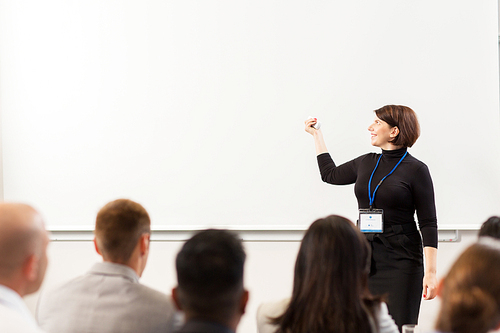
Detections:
[421, 226, 438, 248]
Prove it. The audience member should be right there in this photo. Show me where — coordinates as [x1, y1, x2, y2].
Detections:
[172, 229, 248, 333]
[478, 216, 500, 239]
[36, 199, 176, 333]
[0, 203, 49, 333]
[434, 237, 500, 333]
[256, 215, 398, 333]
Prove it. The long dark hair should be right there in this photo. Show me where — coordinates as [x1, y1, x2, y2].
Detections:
[478, 216, 500, 239]
[272, 215, 381, 333]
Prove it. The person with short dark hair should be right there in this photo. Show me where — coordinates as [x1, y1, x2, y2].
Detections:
[172, 229, 248, 333]
[0, 203, 49, 333]
[257, 215, 398, 333]
[305, 105, 438, 330]
[434, 238, 500, 333]
[36, 199, 176, 333]
[478, 216, 500, 239]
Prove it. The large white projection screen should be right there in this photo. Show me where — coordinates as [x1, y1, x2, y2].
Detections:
[1, 1, 499, 230]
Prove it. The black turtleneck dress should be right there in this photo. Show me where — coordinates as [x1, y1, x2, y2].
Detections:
[317, 147, 437, 330]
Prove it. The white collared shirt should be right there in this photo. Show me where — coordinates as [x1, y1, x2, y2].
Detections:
[0, 285, 45, 333]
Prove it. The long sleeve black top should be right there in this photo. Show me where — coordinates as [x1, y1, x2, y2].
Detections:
[317, 147, 438, 248]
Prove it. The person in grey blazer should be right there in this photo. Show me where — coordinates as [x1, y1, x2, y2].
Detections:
[36, 199, 177, 333]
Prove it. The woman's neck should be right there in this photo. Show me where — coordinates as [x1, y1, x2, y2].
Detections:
[377, 142, 403, 150]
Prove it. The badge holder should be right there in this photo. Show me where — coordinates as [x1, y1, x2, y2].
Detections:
[358, 209, 383, 233]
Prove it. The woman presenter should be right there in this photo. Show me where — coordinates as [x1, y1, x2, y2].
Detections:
[305, 105, 438, 330]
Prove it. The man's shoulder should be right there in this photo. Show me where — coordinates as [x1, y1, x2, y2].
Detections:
[38, 272, 95, 302]
[0, 303, 45, 333]
[128, 282, 174, 305]
[37, 266, 174, 318]
[40, 270, 172, 306]
[37, 270, 177, 333]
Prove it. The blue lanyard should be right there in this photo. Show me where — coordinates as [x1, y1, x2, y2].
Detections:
[368, 151, 408, 208]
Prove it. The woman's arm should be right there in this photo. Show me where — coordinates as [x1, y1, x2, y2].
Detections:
[423, 246, 438, 300]
[412, 163, 438, 300]
[305, 118, 360, 185]
[304, 118, 328, 155]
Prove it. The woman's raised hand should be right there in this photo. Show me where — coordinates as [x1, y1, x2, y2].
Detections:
[305, 117, 328, 154]
[304, 117, 319, 135]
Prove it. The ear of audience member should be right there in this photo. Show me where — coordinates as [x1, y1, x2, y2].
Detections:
[0, 203, 49, 333]
[256, 215, 398, 333]
[435, 237, 500, 333]
[478, 216, 500, 240]
[172, 229, 248, 333]
[36, 199, 177, 333]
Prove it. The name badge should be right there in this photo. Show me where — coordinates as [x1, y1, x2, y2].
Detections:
[358, 209, 383, 233]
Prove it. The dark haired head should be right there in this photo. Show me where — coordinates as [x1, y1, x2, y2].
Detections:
[375, 105, 420, 147]
[273, 215, 379, 333]
[436, 238, 500, 333]
[478, 216, 500, 240]
[94, 199, 151, 263]
[174, 229, 246, 324]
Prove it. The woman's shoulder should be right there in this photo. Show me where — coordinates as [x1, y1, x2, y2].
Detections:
[404, 152, 428, 165]
[256, 298, 290, 333]
[404, 153, 432, 175]
[376, 302, 399, 333]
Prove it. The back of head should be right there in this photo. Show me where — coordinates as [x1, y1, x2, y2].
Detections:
[478, 216, 500, 240]
[275, 215, 377, 333]
[175, 229, 246, 323]
[436, 238, 500, 333]
[0, 203, 49, 295]
[95, 199, 150, 263]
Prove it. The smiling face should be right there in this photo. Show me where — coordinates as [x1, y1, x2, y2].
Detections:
[368, 116, 400, 150]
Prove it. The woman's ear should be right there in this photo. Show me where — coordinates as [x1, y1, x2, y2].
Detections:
[390, 126, 400, 138]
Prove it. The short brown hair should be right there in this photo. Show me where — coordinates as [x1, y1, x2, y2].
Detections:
[436, 239, 500, 333]
[95, 199, 151, 263]
[375, 105, 420, 147]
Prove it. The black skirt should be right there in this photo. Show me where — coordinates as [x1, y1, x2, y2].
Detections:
[365, 225, 424, 331]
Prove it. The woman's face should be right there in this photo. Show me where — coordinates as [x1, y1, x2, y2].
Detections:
[368, 116, 398, 149]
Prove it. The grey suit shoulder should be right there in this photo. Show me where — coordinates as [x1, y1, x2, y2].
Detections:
[37, 262, 177, 333]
